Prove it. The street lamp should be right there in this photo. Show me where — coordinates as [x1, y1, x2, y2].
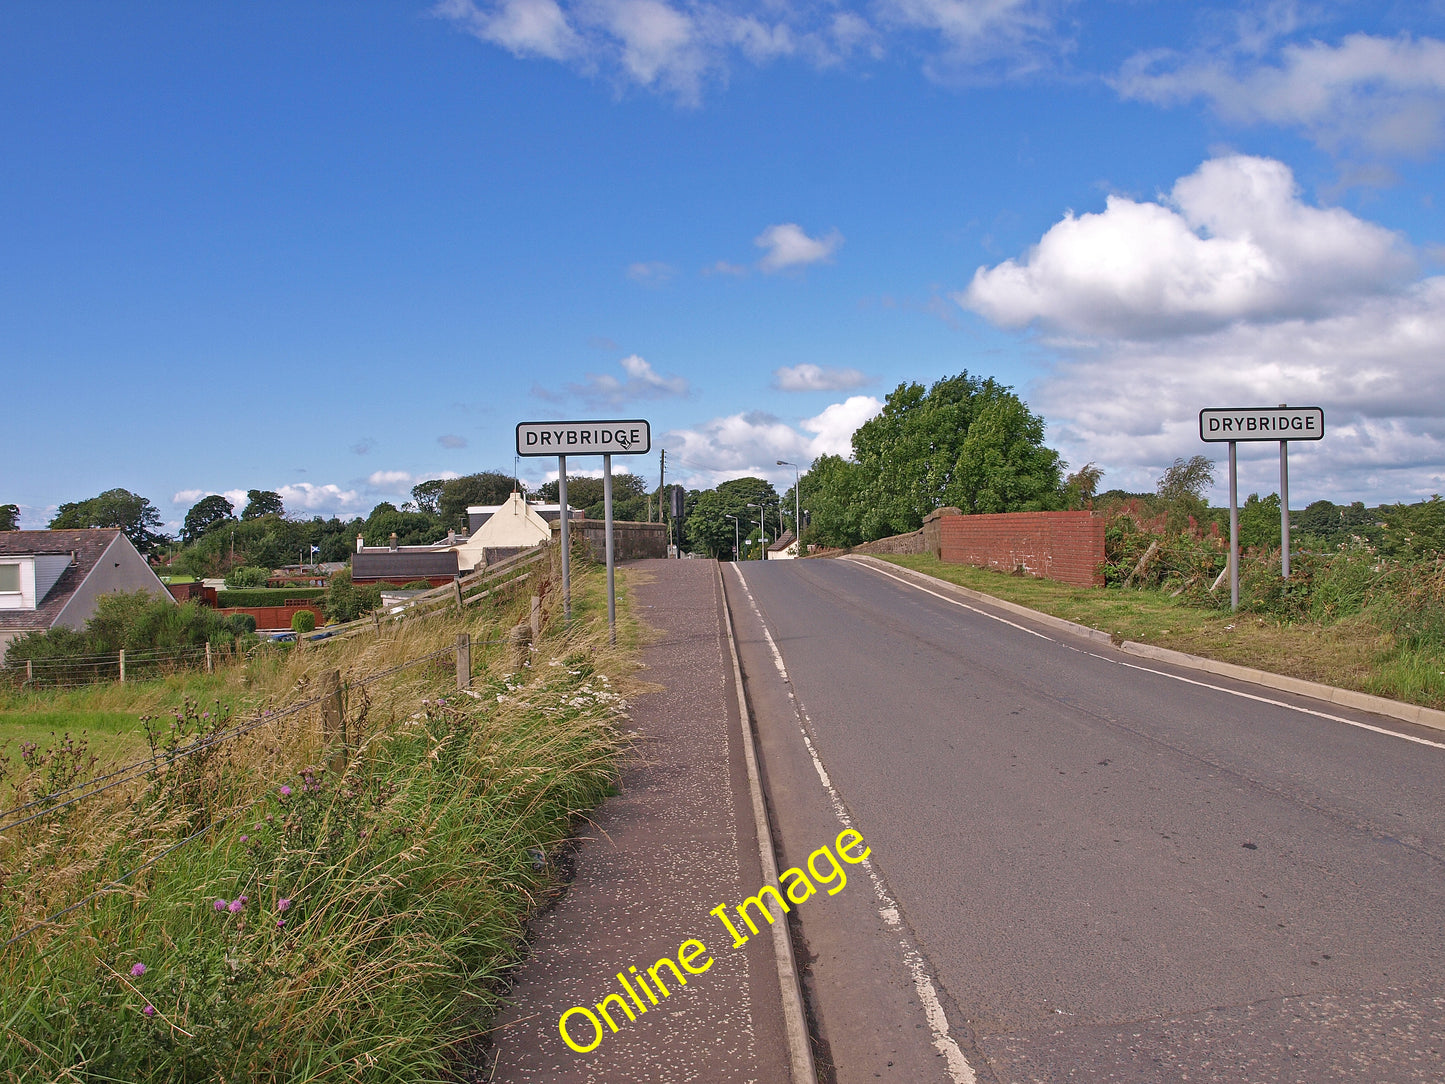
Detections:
[725, 514, 739, 562]
[777, 460, 801, 557]
[746, 503, 767, 558]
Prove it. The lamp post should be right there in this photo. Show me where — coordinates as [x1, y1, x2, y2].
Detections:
[777, 460, 801, 557]
[725, 514, 739, 562]
[746, 503, 767, 558]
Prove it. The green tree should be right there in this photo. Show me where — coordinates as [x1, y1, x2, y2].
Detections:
[242, 490, 285, 519]
[682, 478, 778, 558]
[362, 502, 439, 547]
[50, 488, 168, 555]
[181, 494, 235, 542]
[1061, 463, 1103, 509]
[1156, 455, 1216, 530]
[0, 504, 18, 531]
[801, 455, 866, 548]
[1238, 492, 1282, 550]
[849, 373, 1062, 538]
[439, 471, 519, 527]
[411, 479, 447, 517]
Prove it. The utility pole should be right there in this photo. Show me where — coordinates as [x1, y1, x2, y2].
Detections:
[658, 448, 665, 523]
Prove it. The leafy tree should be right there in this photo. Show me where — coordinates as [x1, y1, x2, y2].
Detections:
[850, 373, 1062, 539]
[1238, 492, 1282, 550]
[411, 479, 447, 517]
[439, 471, 519, 527]
[362, 502, 439, 547]
[683, 478, 779, 558]
[181, 494, 235, 542]
[0, 504, 18, 531]
[324, 567, 382, 623]
[534, 473, 650, 520]
[1061, 463, 1103, 509]
[1378, 495, 1445, 558]
[1156, 455, 1216, 531]
[801, 454, 866, 548]
[224, 565, 272, 588]
[50, 488, 168, 555]
[242, 490, 285, 519]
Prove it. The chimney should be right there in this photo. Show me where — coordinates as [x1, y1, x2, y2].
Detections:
[356, 533, 365, 553]
[389, 532, 399, 551]
[447, 529, 456, 545]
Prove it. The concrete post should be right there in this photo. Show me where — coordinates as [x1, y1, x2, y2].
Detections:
[119, 649, 125, 684]
[205, 642, 213, 673]
[456, 632, 471, 690]
[320, 669, 346, 774]
[508, 623, 531, 672]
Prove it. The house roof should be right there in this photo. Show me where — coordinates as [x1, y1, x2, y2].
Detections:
[352, 550, 459, 581]
[767, 530, 797, 552]
[0, 529, 122, 632]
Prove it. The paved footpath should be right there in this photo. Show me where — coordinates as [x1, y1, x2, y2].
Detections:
[485, 558, 791, 1083]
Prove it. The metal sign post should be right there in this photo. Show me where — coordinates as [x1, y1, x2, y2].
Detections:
[518, 419, 651, 642]
[1200, 406, 1324, 610]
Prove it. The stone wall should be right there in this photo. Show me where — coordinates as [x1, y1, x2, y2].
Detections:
[556, 519, 670, 561]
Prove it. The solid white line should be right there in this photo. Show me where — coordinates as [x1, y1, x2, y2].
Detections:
[854, 559, 1445, 753]
[717, 564, 817, 1084]
[731, 565, 978, 1084]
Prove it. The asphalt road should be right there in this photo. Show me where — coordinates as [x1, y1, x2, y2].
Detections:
[724, 558, 1445, 1083]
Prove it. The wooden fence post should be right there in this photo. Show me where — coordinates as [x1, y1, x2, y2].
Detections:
[26, 660, 33, 684]
[320, 669, 346, 774]
[205, 642, 213, 673]
[456, 632, 471, 690]
[119, 649, 126, 684]
[530, 594, 541, 644]
[453, 577, 464, 612]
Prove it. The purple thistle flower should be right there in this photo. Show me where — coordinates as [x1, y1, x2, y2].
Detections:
[276, 919, 286, 930]
[214, 898, 227, 911]
[228, 899, 243, 913]
[279, 785, 292, 797]
[239, 835, 248, 843]
[240, 895, 249, 904]
[143, 1005, 155, 1017]
[130, 962, 146, 978]
[277, 898, 291, 911]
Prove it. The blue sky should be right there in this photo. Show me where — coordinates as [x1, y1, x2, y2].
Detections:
[4, 0, 1444, 531]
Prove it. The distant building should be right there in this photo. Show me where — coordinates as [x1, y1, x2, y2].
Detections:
[0, 529, 174, 658]
[766, 529, 799, 560]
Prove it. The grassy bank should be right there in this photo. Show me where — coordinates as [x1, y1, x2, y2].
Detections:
[874, 554, 1445, 710]
[1, 556, 632, 1082]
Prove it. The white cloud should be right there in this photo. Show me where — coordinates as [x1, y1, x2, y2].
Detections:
[437, 0, 1059, 103]
[564, 354, 689, 405]
[367, 470, 415, 488]
[627, 260, 676, 283]
[172, 489, 207, 504]
[662, 394, 882, 488]
[772, 363, 870, 392]
[275, 483, 365, 514]
[963, 156, 1445, 503]
[435, 0, 581, 60]
[1116, 33, 1445, 156]
[703, 259, 748, 277]
[755, 223, 843, 272]
[961, 155, 1413, 339]
[438, 434, 469, 449]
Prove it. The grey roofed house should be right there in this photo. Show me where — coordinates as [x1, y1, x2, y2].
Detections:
[0, 529, 175, 658]
[351, 549, 459, 584]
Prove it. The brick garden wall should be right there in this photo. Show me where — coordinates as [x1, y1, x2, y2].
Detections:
[927, 509, 1105, 587]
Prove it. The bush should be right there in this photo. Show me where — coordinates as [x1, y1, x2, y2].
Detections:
[226, 613, 257, 635]
[224, 565, 271, 588]
[216, 588, 325, 608]
[323, 568, 382, 624]
[402, 580, 436, 591]
[291, 609, 317, 634]
[1372, 559, 1445, 648]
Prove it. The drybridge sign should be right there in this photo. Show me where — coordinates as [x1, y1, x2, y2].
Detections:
[516, 420, 651, 457]
[1199, 407, 1324, 442]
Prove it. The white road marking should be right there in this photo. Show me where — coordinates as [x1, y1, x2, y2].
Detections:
[856, 559, 1445, 753]
[731, 565, 978, 1084]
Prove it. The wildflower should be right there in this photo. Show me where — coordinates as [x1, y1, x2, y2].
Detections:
[130, 963, 146, 978]
[228, 900, 243, 913]
[240, 895, 249, 904]
[214, 899, 227, 911]
[143, 1005, 156, 1017]
[280, 785, 292, 798]
[276, 919, 286, 930]
[437, 698, 446, 706]
[240, 835, 248, 843]
[277, 898, 291, 911]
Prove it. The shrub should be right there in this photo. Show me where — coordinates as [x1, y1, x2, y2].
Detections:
[224, 565, 272, 588]
[226, 613, 258, 635]
[291, 609, 317, 634]
[216, 588, 325, 608]
[402, 579, 436, 590]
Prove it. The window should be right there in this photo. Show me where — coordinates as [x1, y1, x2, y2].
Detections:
[0, 563, 18, 593]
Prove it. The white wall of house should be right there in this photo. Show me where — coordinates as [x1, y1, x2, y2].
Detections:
[52, 534, 173, 631]
[451, 493, 551, 571]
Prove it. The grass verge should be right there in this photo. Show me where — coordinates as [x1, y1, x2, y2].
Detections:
[873, 554, 1445, 710]
[1, 555, 633, 1082]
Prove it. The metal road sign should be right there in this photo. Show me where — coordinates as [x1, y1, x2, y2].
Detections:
[516, 420, 651, 457]
[1199, 406, 1324, 442]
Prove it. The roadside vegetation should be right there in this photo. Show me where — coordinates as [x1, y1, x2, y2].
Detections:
[1, 556, 632, 1082]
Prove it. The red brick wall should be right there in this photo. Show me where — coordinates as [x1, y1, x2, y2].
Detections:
[217, 603, 326, 631]
[934, 510, 1105, 587]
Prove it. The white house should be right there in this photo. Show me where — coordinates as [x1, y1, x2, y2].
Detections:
[0, 529, 174, 658]
[766, 530, 800, 560]
[451, 493, 555, 571]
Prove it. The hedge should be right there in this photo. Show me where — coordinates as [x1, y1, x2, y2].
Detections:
[216, 588, 326, 608]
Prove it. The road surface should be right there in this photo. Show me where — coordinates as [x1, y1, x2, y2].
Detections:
[724, 557, 1445, 1083]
